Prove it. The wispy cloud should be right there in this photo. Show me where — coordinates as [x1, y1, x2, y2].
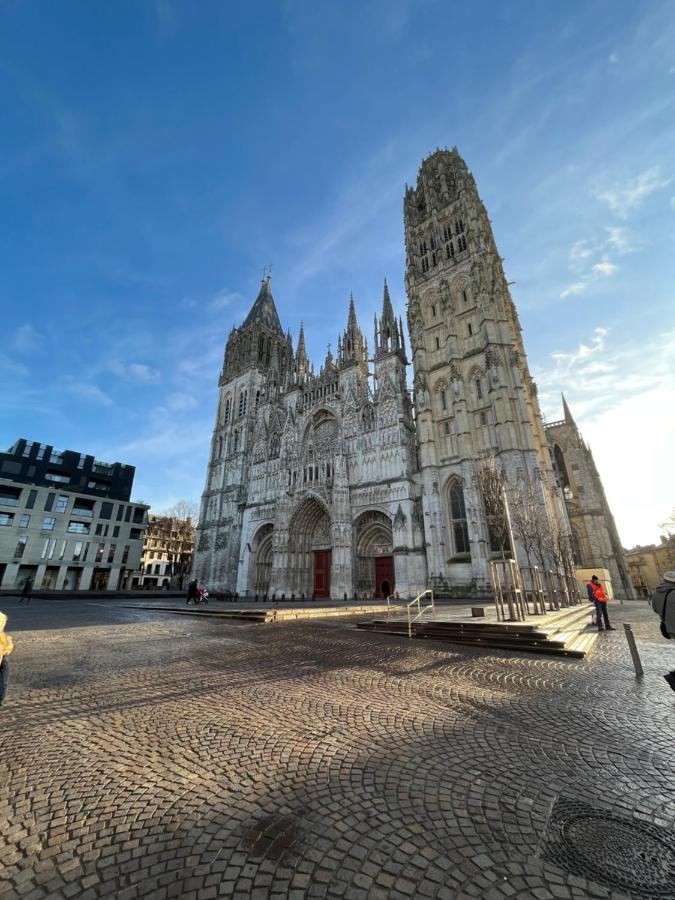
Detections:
[535, 326, 675, 545]
[0, 354, 29, 377]
[560, 281, 587, 299]
[166, 392, 198, 411]
[12, 324, 43, 353]
[65, 380, 114, 406]
[209, 288, 244, 312]
[108, 361, 161, 383]
[591, 260, 618, 276]
[594, 165, 671, 218]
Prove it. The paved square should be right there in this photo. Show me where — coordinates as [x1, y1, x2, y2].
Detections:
[0, 599, 673, 899]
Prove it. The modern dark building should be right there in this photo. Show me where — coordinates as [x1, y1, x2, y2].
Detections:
[0, 439, 149, 591]
[1, 439, 135, 501]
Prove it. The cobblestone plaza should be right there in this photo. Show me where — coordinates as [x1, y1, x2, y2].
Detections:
[1, 599, 674, 899]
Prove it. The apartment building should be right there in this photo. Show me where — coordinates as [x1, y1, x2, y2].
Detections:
[132, 514, 195, 590]
[0, 439, 149, 591]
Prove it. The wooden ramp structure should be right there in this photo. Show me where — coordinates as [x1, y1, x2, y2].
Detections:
[356, 603, 598, 659]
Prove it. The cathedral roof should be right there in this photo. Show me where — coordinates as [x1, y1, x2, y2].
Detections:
[242, 276, 283, 334]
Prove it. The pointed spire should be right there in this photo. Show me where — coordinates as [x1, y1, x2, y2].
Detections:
[382, 277, 394, 319]
[348, 291, 357, 327]
[562, 393, 575, 425]
[376, 278, 401, 358]
[295, 321, 309, 381]
[339, 291, 366, 369]
[242, 275, 283, 334]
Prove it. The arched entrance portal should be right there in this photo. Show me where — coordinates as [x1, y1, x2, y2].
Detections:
[288, 497, 332, 597]
[250, 524, 274, 597]
[354, 510, 394, 598]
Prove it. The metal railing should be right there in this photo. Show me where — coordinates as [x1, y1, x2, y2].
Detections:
[406, 589, 435, 637]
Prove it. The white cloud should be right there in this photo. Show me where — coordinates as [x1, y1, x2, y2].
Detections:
[12, 324, 43, 353]
[595, 166, 671, 218]
[591, 260, 618, 276]
[167, 392, 198, 411]
[535, 327, 675, 546]
[608, 51, 619, 64]
[560, 281, 587, 299]
[109, 360, 161, 383]
[127, 363, 161, 383]
[209, 288, 244, 311]
[0, 354, 29, 377]
[65, 381, 114, 406]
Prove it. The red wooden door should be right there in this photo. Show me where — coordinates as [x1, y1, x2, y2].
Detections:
[374, 556, 395, 598]
[313, 550, 331, 597]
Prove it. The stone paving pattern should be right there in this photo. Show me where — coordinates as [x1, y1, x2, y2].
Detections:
[0, 598, 674, 900]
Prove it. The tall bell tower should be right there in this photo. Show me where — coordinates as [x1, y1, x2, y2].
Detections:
[404, 149, 564, 593]
[194, 276, 292, 589]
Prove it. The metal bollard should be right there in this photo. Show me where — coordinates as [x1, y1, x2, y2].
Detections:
[623, 623, 644, 677]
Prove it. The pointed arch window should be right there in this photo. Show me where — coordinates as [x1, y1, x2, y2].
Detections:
[448, 479, 470, 556]
[224, 397, 231, 424]
[217, 436, 223, 459]
[361, 405, 375, 432]
[233, 430, 240, 452]
[238, 390, 248, 417]
[475, 377, 483, 400]
[440, 389, 447, 411]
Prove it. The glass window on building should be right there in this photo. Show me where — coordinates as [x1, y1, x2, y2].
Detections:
[42, 516, 56, 531]
[122, 545, 130, 564]
[14, 537, 27, 558]
[19, 513, 30, 528]
[100, 502, 113, 520]
[67, 521, 90, 534]
[44, 493, 55, 512]
[0, 512, 15, 526]
[95, 543, 105, 563]
[25, 489, 38, 509]
[72, 542, 83, 561]
[54, 495, 69, 514]
[107, 545, 116, 564]
[0, 486, 21, 507]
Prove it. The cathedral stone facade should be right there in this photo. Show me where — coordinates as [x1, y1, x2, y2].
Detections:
[193, 148, 634, 600]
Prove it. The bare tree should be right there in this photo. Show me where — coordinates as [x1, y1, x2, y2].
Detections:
[159, 500, 199, 589]
[659, 507, 675, 537]
[475, 456, 512, 561]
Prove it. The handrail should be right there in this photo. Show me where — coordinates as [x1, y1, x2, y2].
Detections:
[406, 589, 435, 637]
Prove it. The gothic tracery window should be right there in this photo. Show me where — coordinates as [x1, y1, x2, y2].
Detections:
[448, 479, 470, 556]
[238, 390, 248, 417]
[361, 404, 375, 432]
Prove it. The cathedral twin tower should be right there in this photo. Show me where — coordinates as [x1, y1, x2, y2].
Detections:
[194, 148, 633, 600]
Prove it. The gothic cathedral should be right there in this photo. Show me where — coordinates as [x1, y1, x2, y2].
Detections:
[193, 148, 634, 600]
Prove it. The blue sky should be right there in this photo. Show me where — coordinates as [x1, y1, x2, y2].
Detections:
[1, 0, 674, 547]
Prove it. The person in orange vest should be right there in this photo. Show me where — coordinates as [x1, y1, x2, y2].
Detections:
[586, 574, 615, 631]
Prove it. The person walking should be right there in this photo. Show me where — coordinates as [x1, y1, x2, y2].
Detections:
[587, 574, 614, 631]
[19, 578, 33, 604]
[0, 612, 14, 706]
[186, 579, 198, 605]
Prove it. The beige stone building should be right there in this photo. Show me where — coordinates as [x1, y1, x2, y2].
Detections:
[194, 148, 634, 600]
[626, 536, 675, 597]
[131, 514, 195, 590]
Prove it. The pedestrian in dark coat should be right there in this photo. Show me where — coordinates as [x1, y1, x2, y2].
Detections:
[19, 578, 32, 604]
[186, 579, 198, 605]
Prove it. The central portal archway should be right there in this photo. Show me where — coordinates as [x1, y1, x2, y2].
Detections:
[288, 497, 332, 597]
[354, 510, 394, 598]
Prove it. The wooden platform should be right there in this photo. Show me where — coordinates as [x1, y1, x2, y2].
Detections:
[356, 604, 599, 658]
